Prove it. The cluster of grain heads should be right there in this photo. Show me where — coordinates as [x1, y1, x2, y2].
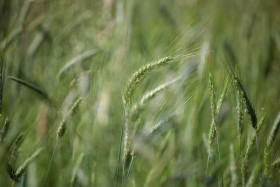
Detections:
[120, 56, 176, 181]
[264, 111, 280, 178]
[233, 76, 257, 129]
[119, 54, 198, 183]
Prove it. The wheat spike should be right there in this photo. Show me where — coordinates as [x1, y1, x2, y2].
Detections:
[13, 148, 44, 182]
[57, 97, 82, 139]
[233, 76, 257, 129]
[208, 73, 217, 157]
[123, 56, 173, 105]
[264, 111, 280, 177]
[56, 119, 67, 140]
[69, 97, 82, 116]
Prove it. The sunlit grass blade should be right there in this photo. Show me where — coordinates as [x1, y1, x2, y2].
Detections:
[57, 49, 98, 79]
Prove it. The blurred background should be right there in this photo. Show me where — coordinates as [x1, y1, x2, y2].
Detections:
[0, 0, 280, 186]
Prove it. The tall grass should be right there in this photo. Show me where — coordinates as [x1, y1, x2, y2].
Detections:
[0, 0, 280, 186]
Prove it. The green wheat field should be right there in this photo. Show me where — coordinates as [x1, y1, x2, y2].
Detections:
[0, 0, 280, 186]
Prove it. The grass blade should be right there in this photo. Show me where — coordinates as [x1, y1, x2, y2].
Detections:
[7, 76, 49, 101]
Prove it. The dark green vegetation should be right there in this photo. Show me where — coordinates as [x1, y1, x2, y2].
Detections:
[0, 0, 280, 186]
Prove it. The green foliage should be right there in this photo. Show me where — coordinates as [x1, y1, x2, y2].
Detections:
[0, 0, 280, 186]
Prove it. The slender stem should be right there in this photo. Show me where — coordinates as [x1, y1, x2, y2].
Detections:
[43, 141, 58, 187]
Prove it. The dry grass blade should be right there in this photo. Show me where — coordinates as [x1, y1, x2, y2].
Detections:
[7, 76, 49, 101]
[57, 49, 98, 79]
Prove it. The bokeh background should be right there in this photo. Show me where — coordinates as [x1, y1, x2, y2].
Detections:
[0, 0, 280, 186]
